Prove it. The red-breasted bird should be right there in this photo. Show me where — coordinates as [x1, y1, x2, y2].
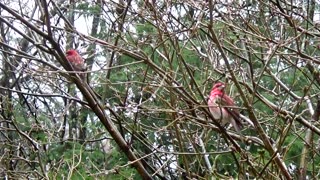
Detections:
[65, 49, 86, 80]
[208, 82, 242, 133]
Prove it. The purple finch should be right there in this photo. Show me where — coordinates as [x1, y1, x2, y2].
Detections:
[66, 49, 86, 80]
[208, 82, 242, 133]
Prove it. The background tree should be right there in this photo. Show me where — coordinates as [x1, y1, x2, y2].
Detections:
[0, 0, 319, 179]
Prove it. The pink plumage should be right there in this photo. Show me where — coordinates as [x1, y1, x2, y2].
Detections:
[208, 82, 242, 133]
[66, 49, 86, 80]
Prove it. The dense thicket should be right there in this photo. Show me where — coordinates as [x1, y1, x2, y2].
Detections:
[0, 0, 319, 179]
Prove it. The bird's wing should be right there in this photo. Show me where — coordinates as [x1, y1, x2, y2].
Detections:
[219, 94, 242, 129]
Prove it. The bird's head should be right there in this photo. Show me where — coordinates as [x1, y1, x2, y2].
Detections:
[66, 49, 78, 56]
[212, 82, 225, 92]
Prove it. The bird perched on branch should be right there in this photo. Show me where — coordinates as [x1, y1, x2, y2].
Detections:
[65, 49, 86, 81]
[208, 82, 242, 133]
